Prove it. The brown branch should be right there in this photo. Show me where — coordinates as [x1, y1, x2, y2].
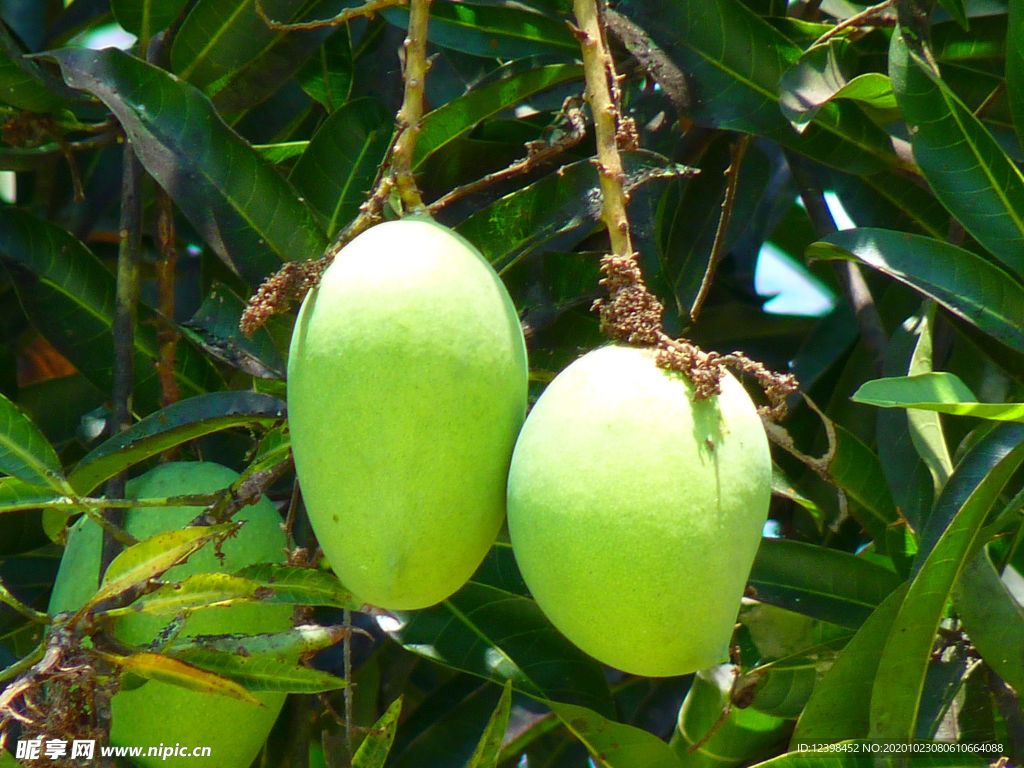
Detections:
[811, 0, 898, 47]
[101, 144, 144, 577]
[391, 0, 432, 212]
[153, 187, 180, 414]
[254, 0, 407, 32]
[428, 97, 586, 213]
[690, 134, 750, 323]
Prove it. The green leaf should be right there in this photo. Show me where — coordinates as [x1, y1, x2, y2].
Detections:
[353, 697, 402, 768]
[466, 681, 513, 768]
[289, 97, 392, 238]
[827, 170, 950, 241]
[809, 228, 1024, 356]
[791, 584, 908, 744]
[0, 390, 63, 490]
[91, 523, 240, 606]
[617, 0, 902, 174]
[172, 648, 347, 693]
[779, 42, 897, 132]
[104, 573, 264, 618]
[169, 623, 352, 657]
[181, 283, 287, 379]
[749, 539, 904, 630]
[890, 33, 1024, 278]
[45, 47, 327, 286]
[111, 0, 189, 39]
[936, 0, 969, 33]
[0, 207, 225, 411]
[854, 372, 1024, 422]
[414, 62, 582, 169]
[869, 423, 1024, 743]
[1010, 0, 1024, 148]
[385, 542, 615, 717]
[254, 140, 309, 163]
[295, 28, 353, 112]
[106, 651, 264, 705]
[0, 23, 67, 112]
[672, 666, 791, 766]
[234, 563, 363, 610]
[383, 1, 576, 59]
[0, 477, 58, 516]
[68, 392, 286, 495]
[549, 701, 682, 768]
[955, 549, 1024, 696]
[742, 635, 853, 719]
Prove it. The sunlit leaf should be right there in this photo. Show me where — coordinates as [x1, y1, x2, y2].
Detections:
[0, 391, 63, 490]
[854, 372, 1024, 422]
[234, 563, 363, 610]
[353, 696, 402, 768]
[104, 573, 264, 618]
[106, 651, 263, 705]
[172, 649, 347, 693]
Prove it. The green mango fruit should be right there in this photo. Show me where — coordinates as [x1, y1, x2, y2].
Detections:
[288, 219, 528, 610]
[506, 345, 771, 677]
[49, 462, 290, 768]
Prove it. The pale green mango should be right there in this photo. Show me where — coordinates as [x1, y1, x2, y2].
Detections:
[288, 218, 528, 610]
[506, 345, 771, 677]
[49, 462, 290, 768]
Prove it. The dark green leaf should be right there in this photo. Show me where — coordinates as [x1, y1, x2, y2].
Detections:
[111, 0, 189, 39]
[414, 62, 582, 169]
[467, 681, 513, 768]
[68, 392, 285, 495]
[1010, 0, 1024, 147]
[617, 0, 902, 174]
[954, 549, 1024, 697]
[809, 228, 1024, 356]
[0, 23, 68, 112]
[743, 635, 852, 719]
[890, 34, 1024, 277]
[294, 28, 353, 112]
[46, 47, 327, 286]
[552, 700, 683, 768]
[0, 390, 63, 490]
[290, 98, 392, 237]
[0, 477, 57, 516]
[385, 544, 614, 717]
[827, 170, 950, 240]
[791, 584, 908, 744]
[384, 1, 576, 59]
[869, 423, 1024, 743]
[749, 539, 904, 629]
[172, 649, 346, 693]
[0, 207, 225, 411]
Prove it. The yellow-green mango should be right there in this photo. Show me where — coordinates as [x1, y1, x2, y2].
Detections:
[49, 462, 290, 768]
[288, 218, 528, 610]
[506, 345, 771, 677]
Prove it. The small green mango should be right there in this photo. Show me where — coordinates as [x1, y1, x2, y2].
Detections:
[506, 345, 771, 677]
[288, 219, 528, 610]
[49, 462, 290, 768]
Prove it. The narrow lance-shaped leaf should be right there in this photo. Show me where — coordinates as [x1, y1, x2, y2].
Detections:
[553, 700, 683, 768]
[749, 538, 903, 630]
[953, 548, 1024, 696]
[171, 649, 347, 693]
[68, 392, 286, 496]
[352, 696, 403, 768]
[89, 524, 239, 607]
[854, 372, 1024, 422]
[104, 651, 263, 706]
[0, 23, 68, 112]
[809, 229, 1024, 356]
[466, 681, 514, 768]
[45, 47, 327, 286]
[869, 423, 1024, 744]
[111, 0, 190, 40]
[1009, 0, 1024, 147]
[0, 477, 58, 516]
[791, 584, 909, 744]
[234, 563, 363, 611]
[0, 391, 63, 490]
[890, 32, 1024, 278]
[168, 624, 353, 658]
[101, 573, 265, 619]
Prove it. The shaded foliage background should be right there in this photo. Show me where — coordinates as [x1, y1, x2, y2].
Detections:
[0, 0, 1023, 766]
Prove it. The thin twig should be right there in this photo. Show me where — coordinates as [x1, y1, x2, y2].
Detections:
[254, 0, 407, 32]
[0, 580, 49, 624]
[811, 0, 898, 47]
[153, 187, 181, 414]
[428, 97, 586, 213]
[343, 607, 354, 760]
[785, 151, 888, 376]
[690, 134, 751, 323]
[101, 145, 143, 577]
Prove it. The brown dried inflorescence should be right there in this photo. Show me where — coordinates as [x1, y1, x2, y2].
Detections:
[596, 248, 799, 420]
[239, 259, 327, 338]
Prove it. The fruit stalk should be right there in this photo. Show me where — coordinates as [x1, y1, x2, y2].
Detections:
[391, 0, 432, 212]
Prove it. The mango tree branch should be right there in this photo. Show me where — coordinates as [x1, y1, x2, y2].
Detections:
[255, 0, 407, 31]
[391, 0, 432, 212]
